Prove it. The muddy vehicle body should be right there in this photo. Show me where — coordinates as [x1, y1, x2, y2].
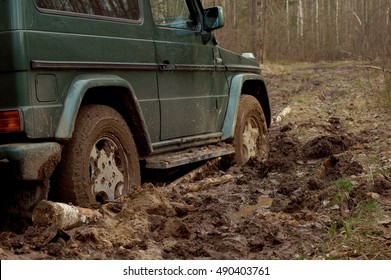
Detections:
[0, 0, 270, 210]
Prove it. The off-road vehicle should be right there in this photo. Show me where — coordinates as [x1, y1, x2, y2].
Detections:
[0, 0, 271, 210]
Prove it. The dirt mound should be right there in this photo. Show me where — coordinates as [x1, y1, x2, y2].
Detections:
[301, 135, 354, 159]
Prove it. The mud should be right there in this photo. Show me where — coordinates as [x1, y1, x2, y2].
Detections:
[1, 62, 391, 260]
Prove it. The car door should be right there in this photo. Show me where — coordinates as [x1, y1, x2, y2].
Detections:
[150, 0, 228, 141]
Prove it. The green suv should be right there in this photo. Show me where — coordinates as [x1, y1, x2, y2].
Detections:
[0, 0, 271, 208]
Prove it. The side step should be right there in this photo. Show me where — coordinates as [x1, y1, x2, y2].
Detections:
[145, 144, 235, 169]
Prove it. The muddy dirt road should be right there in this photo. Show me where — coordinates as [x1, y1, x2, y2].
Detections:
[1, 62, 391, 260]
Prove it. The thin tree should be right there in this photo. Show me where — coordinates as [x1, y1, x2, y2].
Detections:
[297, 0, 304, 38]
[316, 0, 319, 48]
[286, 0, 290, 47]
[336, 0, 340, 45]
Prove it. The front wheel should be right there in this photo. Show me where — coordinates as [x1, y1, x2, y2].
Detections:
[234, 95, 269, 165]
[54, 105, 141, 206]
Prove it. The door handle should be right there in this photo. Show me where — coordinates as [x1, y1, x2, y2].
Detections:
[159, 61, 176, 71]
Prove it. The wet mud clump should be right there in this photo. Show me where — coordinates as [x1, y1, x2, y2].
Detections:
[301, 135, 354, 159]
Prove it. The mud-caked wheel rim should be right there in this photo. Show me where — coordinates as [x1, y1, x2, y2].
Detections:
[242, 116, 261, 161]
[234, 95, 269, 165]
[90, 137, 128, 203]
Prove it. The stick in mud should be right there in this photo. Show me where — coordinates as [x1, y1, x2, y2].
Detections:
[32, 200, 103, 230]
[167, 157, 222, 188]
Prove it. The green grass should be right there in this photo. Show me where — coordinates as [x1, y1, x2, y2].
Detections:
[358, 199, 379, 213]
[318, 194, 391, 259]
[333, 178, 353, 193]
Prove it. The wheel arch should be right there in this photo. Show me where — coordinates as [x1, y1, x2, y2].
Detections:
[55, 75, 152, 156]
[241, 79, 271, 128]
[221, 73, 271, 140]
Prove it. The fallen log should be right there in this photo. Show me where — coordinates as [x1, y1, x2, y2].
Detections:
[274, 106, 291, 124]
[32, 200, 103, 230]
[356, 65, 391, 73]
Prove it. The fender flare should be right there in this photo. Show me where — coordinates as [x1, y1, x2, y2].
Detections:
[55, 74, 152, 152]
[221, 73, 269, 140]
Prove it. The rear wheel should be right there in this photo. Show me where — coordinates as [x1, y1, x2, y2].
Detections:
[234, 95, 269, 165]
[55, 105, 140, 206]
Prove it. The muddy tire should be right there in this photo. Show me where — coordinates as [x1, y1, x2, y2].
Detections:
[54, 105, 140, 206]
[234, 95, 269, 165]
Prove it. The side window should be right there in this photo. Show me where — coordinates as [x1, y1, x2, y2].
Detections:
[150, 0, 200, 30]
[35, 0, 141, 21]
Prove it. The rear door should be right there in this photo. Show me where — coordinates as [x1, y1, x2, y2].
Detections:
[29, 0, 160, 140]
[150, 0, 228, 141]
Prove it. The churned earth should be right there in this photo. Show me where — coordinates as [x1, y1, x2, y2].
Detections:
[1, 62, 391, 260]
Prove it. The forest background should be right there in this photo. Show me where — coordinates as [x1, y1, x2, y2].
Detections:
[203, 0, 391, 67]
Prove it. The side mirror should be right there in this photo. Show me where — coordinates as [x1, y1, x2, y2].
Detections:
[203, 6, 225, 31]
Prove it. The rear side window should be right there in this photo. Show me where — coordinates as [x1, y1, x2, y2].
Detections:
[35, 0, 141, 21]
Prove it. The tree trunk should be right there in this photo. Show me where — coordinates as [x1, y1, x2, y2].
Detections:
[260, 0, 268, 62]
[233, 1, 237, 28]
[297, 0, 304, 38]
[336, 0, 340, 46]
[316, 0, 319, 48]
[286, 0, 290, 48]
[251, 0, 259, 59]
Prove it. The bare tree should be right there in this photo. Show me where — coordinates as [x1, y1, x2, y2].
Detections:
[315, 0, 319, 48]
[250, 0, 259, 59]
[336, 0, 339, 45]
[297, 0, 304, 38]
[286, 0, 290, 48]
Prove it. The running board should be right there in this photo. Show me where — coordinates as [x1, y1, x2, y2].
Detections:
[145, 144, 235, 169]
